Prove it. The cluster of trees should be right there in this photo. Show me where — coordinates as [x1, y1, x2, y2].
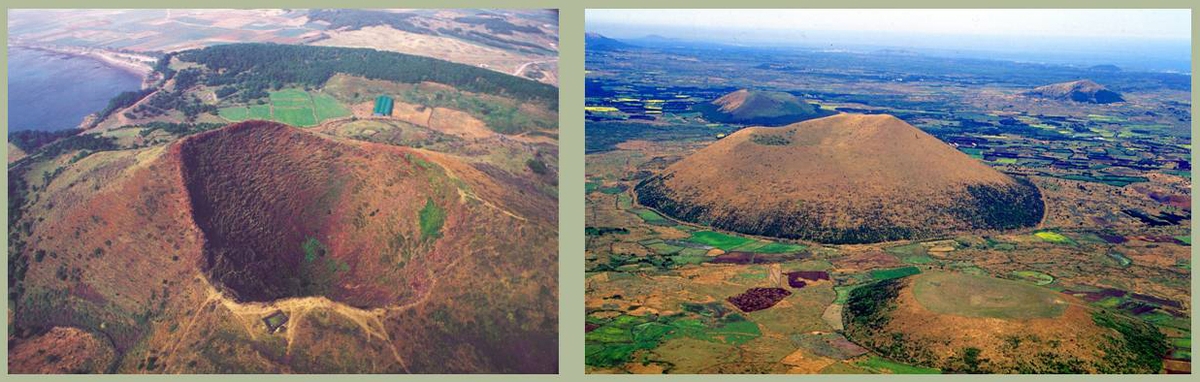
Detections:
[453, 16, 542, 35]
[843, 279, 902, 333]
[307, 9, 430, 34]
[134, 121, 226, 137]
[584, 226, 629, 236]
[214, 86, 238, 99]
[8, 132, 120, 248]
[15, 133, 119, 164]
[106, 65, 218, 122]
[635, 174, 927, 245]
[961, 177, 1045, 230]
[95, 89, 155, 126]
[525, 68, 545, 80]
[637, 172, 1044, 245]
[841, 279, 941, 369]
[1091, 311, 1169, 373]
[124, 89, 217, 121]
[435, 27, 556, 56]
[175, 43, 557, 106]
[172, 68, 203, 90]
[8, 129, 81, 153]
[750, 133, 791, 146]
[125, 68, 216, 121]
[152, 53, 176, 81]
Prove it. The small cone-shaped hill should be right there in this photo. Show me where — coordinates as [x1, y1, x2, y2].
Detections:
[1025, 79, 1124, 104]
[842, 272, 1169, 373]
[585, 32, 632, 51]
[698, 89, 834, 126]
[635, 114, 1044, 244]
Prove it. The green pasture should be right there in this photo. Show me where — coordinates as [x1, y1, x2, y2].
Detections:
[912, 272, 1067, 320]
[218, 89, 349, 127]
[687, 231, 754, 251]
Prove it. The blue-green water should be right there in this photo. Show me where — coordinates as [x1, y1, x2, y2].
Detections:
[7, 47, 144, 132]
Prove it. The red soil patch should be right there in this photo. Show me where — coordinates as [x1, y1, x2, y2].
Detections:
[8, 327, 116, 374]
[785, 271, 829, 288]
[726, 287, 792, 312]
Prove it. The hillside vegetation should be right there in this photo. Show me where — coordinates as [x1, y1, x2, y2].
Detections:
[176, 43, 557, 106]
[636, 114, 1044, 244]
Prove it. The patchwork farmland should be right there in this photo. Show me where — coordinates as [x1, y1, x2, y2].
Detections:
[585, 25, 1190, 373]
[218, 89, 351, 127]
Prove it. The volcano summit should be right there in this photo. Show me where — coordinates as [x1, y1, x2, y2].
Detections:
[635, 114, 1045, 244]
[1025, 79, 1125, 104]
[697, 89, 834, 126]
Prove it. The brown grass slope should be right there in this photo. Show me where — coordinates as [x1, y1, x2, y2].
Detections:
[1025, 79, 1124, 104]
[636, 114, 1044, 244]
[842, 273, 1167, 373]
[8, 121, 557, 373]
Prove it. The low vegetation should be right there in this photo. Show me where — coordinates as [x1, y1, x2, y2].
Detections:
[418, 198, 446, 241]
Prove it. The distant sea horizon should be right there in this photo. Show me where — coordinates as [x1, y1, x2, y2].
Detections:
[7, 46, 144, 132]
[587, 24, 1192, 74]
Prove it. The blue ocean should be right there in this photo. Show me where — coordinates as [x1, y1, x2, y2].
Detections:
[7, 47, 144, 132]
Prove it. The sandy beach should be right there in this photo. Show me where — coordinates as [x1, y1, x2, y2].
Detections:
[11, 44, 155, 79]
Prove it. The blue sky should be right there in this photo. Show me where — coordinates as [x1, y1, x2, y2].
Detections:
[586, 9, 1191, 41]
[586, 9, 1192, 72]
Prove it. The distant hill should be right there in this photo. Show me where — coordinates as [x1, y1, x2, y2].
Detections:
[1088, 64, 1122, 72]
[635, 114, 1044, 244]
[585, 32, 633, 51]
[696, 89, 834, 126]
[1025, 79, 1125, 104]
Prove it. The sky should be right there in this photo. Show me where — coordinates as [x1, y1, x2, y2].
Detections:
[586, 9, 1192, 72]
[586, 9, 1191, 40]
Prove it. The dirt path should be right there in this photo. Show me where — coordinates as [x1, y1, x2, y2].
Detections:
[161, 275, 420, 373]
[512, 59, 557, 76]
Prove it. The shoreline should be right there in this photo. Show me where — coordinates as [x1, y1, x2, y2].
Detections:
[10, 44, 156, 86]
[9, 44, 158, 129]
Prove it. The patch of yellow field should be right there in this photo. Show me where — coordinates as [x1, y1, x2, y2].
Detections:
[313, 26, 536, 76]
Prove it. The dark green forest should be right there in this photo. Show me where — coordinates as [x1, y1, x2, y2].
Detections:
[306, 9, 429, 34]
[176, 43, 557, 106]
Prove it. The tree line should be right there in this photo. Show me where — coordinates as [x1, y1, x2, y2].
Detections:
[176, 43, 557, 107]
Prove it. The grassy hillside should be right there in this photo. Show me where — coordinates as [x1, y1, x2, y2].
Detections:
[636, 114, 1044, 243]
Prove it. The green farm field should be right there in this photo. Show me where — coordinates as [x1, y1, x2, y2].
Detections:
[218, 89, 349, 127]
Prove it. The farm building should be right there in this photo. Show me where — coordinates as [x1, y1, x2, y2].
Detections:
[373, 95, 394, 116]
[262, 310, 289, 334]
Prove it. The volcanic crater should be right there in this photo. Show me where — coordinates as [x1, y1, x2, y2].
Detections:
[177, 121, 448, 308]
